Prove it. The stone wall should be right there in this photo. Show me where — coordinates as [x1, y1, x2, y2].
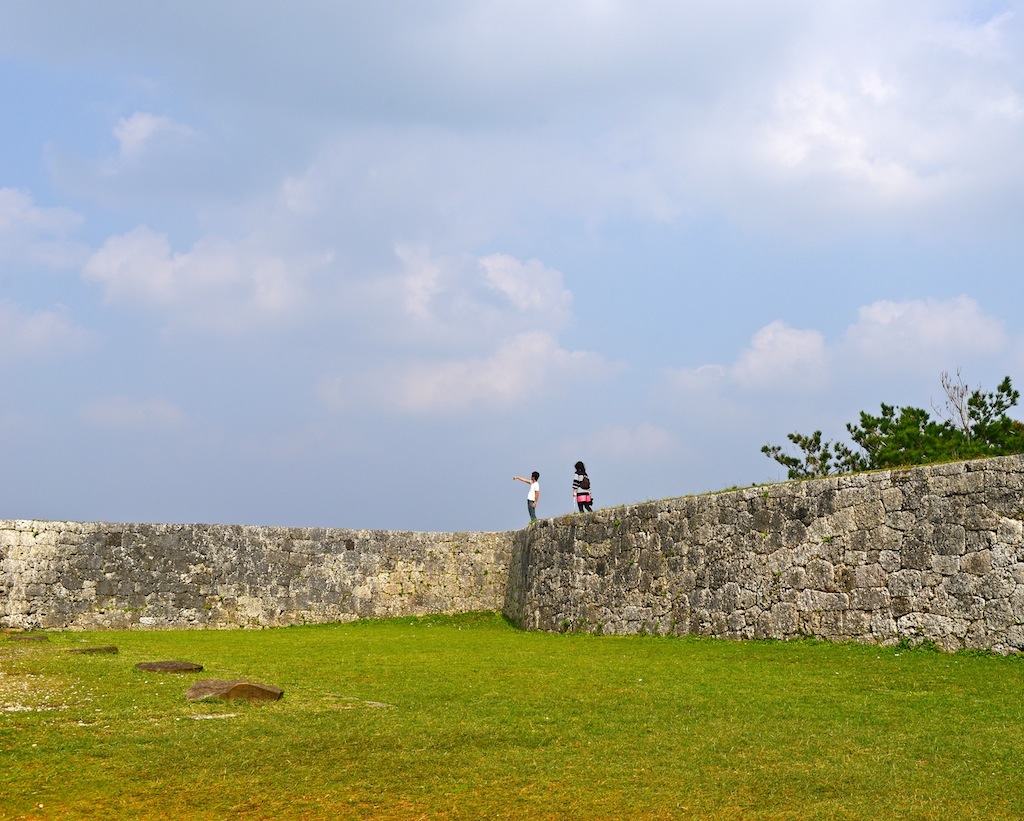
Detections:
[4, 455, 1024, 651]
[503, 455, 1024, 653]
[0, 521, 511, 629]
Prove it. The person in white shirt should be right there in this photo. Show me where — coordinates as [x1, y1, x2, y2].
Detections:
[513, 471, 540, 522]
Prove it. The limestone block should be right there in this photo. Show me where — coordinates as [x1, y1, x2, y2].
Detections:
[880, 487, 904, 512]
[960, 550, 992, 575]
[931, 555, 960, 576]
[766, 602, 796, 636]
[977, 575, 1015, 601]
[185, 679, 283, 702]
[805, 559, 836, 591]
[795, 589, 849, 613]
[901, 540, 932, 571]
[990, 544, 1018, 570]
[984, 599, 1014, 632]
[898, 611, 956, 642]
[839, 609, 871, 635]
[780, 566, 806, 590]
[851, 502, 885, 530]
[726, 611, 746, 632]
[869, 611, 897, 640]
[997, 517, 1024, 545]
[886, 510, 919, 532]
[879, 550, 901, 573]
[1006, 624, 1024, 650]
[851, 588, 890, 611]
[928, 472, 973, 497]
[853, 564, 887, 588]
[932, 524, 967, 557]
[717, 582, 742, 612]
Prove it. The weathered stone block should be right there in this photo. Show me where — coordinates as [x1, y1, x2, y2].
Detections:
[901, 541, 931, 570]
[876, 548, 901, 573]
[780, 566, 806, 590]
[853, 564, 887, 588]
[840, 609, 871, 635]
[961, 550, 992, 575]
[769, 602, 798, 636]
[932, 555, 960, 576]
[805, 559, 836, 591]
[997, 518, 1024, 544]
[185, 679, 283, 702]
[851, 588, 890, 611]
[984, 599, 1014, 632]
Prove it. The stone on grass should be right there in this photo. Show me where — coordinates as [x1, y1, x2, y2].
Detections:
[7, 634, 48, 642]
[69, 646, 118, 654]
[135, 660, 204, 673]
[185, 678, 284, 702]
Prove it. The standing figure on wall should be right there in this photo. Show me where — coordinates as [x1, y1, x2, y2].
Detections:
[573, 461, 593, 512]
[513, 471, 541, 522]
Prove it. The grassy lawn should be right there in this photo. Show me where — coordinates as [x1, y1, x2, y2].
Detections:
[2, 612, 1024, 820]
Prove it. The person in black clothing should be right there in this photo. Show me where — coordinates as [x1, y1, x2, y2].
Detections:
[572, 461, 592, 512]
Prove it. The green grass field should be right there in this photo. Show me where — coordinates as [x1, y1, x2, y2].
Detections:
[2, 612, 1024, 819]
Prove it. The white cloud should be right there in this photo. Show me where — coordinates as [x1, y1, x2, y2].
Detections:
[112, 112, 198, 163]
[315, 244, 608, 414]
[758, 78, 929, 202]
[82, 226, 310, 333]
[397, 245, 445, 321]
[645, 7, 1024, 238]
[392, 331, 601, 412]
[0, 188, 85, 269]
[394, 246, 573, 341]
[9, 4, 1024, 240]
[732, 321, 828, 392]
[0, 300, 92, 361]
[320, 330, 613, 414]
[481, 253, 572, 322]
[844, 296, 1006, 369]
[79, 395, 186, 431]
[664, 295, 1008, 406]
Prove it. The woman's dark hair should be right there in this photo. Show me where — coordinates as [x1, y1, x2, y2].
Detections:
[531, 471, 540, 480]
[574, 461, 586, 473]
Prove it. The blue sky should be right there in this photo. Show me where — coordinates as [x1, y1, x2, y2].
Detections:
[2, 1, 1023, 532]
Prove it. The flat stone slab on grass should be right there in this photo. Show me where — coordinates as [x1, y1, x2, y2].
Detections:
[69, 646, 119, 654]
[136, 661, 204, 673]
[185, 679, 284, 702]
[7, 634, 49, 642]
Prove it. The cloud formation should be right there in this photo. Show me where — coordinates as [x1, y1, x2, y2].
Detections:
[83, 226, 310, 333]
[731, 322, 829, 393]
[0, 188, 85, 270]
[845, 296, 1006, 369]
[112, 112, 199, 164]
[667, 295, 1010, 404]
[0, 2, 1021, 530]
[0, 300, 92, 362]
